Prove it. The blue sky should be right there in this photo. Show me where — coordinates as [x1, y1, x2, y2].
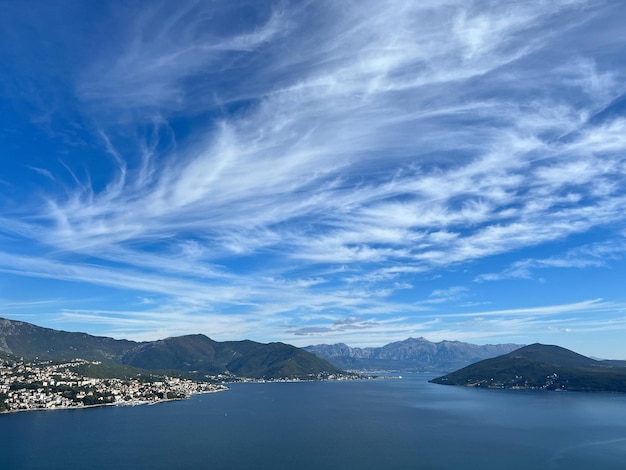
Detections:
[1, 1, 626, 358]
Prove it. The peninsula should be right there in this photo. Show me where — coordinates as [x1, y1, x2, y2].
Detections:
[430, 343, 626, 393]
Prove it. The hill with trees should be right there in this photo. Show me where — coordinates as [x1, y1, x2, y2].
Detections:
[0, 318, 343, 380]
[430, 343, 626, 392]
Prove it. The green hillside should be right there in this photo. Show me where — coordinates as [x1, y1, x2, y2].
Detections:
[430, 343, 626, 392]
[0, 318, 343, 380]
[122, 335, 343, 379]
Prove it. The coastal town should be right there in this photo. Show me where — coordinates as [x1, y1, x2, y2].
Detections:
[0, 356, 227, 413]
[0, 355, 363, 414]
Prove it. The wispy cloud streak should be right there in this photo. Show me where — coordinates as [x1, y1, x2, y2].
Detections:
[1, 0, 626, 350]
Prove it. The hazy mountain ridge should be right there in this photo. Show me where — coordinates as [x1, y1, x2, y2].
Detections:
[0, 318, 342, 380]
[305, 337, 523, 372]
[430, 343, 626, 392]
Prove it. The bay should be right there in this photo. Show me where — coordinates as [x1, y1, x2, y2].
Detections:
[2, 373, 626, 469]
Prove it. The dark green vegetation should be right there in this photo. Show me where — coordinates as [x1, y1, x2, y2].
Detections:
[305, 337, 522, 372]
[0, 319, 134, 362]
[120, 335, 343, 379]
[430, 343, 626, 392]
[68, 360, 205, 383]
[0, 318, 343, 380]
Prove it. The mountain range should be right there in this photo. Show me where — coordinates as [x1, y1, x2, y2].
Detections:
[0, 318, 342, 380]
[304, 337, 523, 372]
[430, 343, 626, 392]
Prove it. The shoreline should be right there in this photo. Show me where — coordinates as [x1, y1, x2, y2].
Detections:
[1, 376, 366, 415]
[0, 386, 229, 415]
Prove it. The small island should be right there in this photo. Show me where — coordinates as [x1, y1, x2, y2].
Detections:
[430, 343, 626, 393]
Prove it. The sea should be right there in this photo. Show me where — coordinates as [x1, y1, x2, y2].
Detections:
[2, 373, 626, 469]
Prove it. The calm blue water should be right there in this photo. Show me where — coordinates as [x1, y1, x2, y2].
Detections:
[2, 373, 626, 469]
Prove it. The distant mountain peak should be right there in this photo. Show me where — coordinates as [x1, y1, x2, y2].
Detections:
[305, 337, 523, 372]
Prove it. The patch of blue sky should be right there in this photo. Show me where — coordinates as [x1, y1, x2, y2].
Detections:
[1, 0, 626, 358]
